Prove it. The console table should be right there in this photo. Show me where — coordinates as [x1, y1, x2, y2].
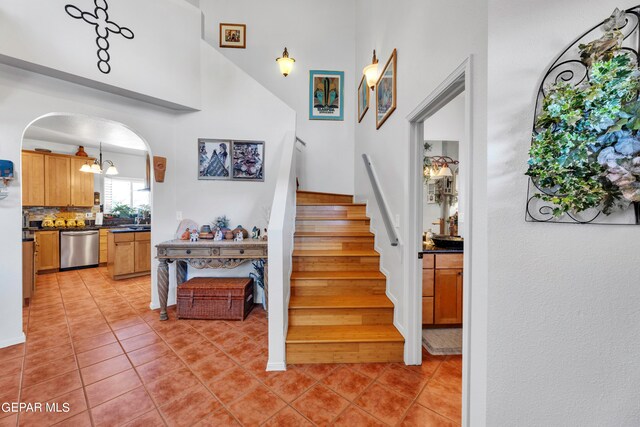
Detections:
[156, 239, 268, 320]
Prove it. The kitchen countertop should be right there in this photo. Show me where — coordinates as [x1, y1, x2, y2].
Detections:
[23, 225, 151, 232]
[109, 228, 151, 234]
[419, 246, 463, 255]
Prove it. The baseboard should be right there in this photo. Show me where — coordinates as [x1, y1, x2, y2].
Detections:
[266, 361, 287, 371]
[0, 333, 26, 349]
[149, 302, 159, 310]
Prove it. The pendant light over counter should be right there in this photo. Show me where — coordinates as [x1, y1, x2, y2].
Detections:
[79, 142, 119, 175]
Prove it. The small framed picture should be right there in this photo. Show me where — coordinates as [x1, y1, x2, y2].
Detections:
[198, 139, 231, 180]
[309, 70, 344, 121]
[376, 49, 397, 129]
[357, 74, 369, 123]
[231, 141, 265, 181]
[219, 23, 246, 49]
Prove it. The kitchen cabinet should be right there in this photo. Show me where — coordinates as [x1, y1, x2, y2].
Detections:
[422, 253, 463, 326]
[21, 152, 45, 206]
[22, 241, 36, 305]
[99, 228, 114, 264]
[134, 233, 151, 273]
[22, 151, 95, 207]
[35, 230, 59, 272]
[44, 155, 71, 207]
[108, 231, 151, 279]
[70, 158, 95, 207]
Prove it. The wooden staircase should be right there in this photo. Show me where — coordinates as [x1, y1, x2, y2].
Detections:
[286, 190, 404, 364]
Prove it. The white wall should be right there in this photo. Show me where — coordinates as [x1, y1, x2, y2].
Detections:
[354, 0, 488, 423]
[487, 0, 640, 424]
[424, 92, 465, 142]
[198, 0, 356, 194]
[0, 39, 295, 348]
[0, 0, 201, 110]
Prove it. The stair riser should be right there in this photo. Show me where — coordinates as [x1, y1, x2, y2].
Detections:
[296, 205, 366, 219]
[297, 193, 353, 204]
[289, 308, 393, 326]
[286, 342, 404, 364]
[291, 279, 387, 296]
[293, 256, 380, 272]
[294, 237, 374, 251]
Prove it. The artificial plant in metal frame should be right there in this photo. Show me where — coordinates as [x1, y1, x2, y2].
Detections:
[526, 7, 640, 225]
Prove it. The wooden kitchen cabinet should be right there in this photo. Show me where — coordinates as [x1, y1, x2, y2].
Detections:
[108, 231, 151, 279]
[22, 240, 36, 305]
[99, 228, 113, 264]
[21, 152, 45, 206]
[44, 155, 71, 207]
[134, 232, 151, 273]
[422, 252, 463, 326]
[35, 230, 59, 272]
[434, 269, 463, 324]
[70, 158, 95, 207]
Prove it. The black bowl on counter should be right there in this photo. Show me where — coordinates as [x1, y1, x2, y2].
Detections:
[432, 235, 464, 250]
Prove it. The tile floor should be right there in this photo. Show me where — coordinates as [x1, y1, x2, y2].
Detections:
[0, 267, 461, 426]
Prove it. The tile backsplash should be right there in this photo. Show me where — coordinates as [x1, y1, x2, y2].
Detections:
[24, 207, 94, 221]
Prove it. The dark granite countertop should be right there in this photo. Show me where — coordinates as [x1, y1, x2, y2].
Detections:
[109, 229, 151, 234]
[419, 246, 463, 256]
[22, 238, 34, 242]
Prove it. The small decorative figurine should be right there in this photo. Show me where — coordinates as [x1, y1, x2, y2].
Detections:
[190, 229, 199, 242]
[181, 228, 191, 240]
[261, 228, 268, 241]
[214, 229, 224, 241]
[234, 231, 244, 241]
[251, 226, 260, 239]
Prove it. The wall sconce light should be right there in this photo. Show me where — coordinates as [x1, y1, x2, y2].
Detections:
[276, 47, 295, 77]
[363, 49, 379, 90]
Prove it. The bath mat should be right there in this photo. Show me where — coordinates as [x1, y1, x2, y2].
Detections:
[422, 328, 462, 355]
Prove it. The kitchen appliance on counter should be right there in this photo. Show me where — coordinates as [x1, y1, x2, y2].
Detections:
[60, 230, 99, 270]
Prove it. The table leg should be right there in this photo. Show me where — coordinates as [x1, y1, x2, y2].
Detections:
[263, 258, 268, 313]
[177, 260, 188, 286]
[158, 259, 170, 321]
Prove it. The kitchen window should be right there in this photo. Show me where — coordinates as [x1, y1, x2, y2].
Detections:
[104, 177, 149, 213]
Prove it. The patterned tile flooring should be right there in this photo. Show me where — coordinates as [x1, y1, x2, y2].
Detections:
[0, 267, 461, 426]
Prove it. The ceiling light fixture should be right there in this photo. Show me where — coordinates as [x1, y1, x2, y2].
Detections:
[425, 156, 458, 180]
[80, 142, 118, 175]
[363, 49, 379, 90]
[276, 47, 295, 77]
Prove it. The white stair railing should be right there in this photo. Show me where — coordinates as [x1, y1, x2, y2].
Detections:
[267, 131, 297, 371]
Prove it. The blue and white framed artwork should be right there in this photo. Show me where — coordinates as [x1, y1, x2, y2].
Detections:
[309, 70, 344, 121]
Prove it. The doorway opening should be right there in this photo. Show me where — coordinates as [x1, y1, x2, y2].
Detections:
[405, 58, 473, 424]
[20, 113, 154, 305]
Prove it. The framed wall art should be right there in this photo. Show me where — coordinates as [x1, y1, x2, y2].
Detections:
[309, 70, 344, 121]
[219, 23, 246, 49]
[198, 139, 231, 180]
[375, 49, 397, 129]
[231, 140, 265, 181]
[357, 74, 369, 123]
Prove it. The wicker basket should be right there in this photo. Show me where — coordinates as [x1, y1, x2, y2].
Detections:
[177, 277, 254, 320]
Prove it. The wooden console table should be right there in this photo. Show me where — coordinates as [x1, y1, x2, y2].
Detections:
[156, 239, 268, 320]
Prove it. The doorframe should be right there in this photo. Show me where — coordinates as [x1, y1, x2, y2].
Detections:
[404, 56, 473, 425]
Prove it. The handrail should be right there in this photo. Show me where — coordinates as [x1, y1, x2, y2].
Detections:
[295, 136, 307, 146]
[362, 154, 399, 246]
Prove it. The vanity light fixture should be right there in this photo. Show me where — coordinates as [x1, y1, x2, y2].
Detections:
[80, 142, 119, 175]
[276, 47, 295, 77]
[363, 49, 379, 90]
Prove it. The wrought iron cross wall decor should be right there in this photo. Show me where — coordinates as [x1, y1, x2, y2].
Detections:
[65, 0, 134, 74]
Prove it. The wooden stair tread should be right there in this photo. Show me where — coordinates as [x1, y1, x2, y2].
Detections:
[289, 295, 393, 309]
[297, 203, 365, 206]
[294, 231, 374, 237]
[293, 250, 379, 257]
[297, 190, 353, 197]
[291, 271, 386, 280]
[286, 325, 403, 343]
[296, 217, 369, 222]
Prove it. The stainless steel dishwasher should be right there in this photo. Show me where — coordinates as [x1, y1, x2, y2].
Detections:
[60, 230, 99, 270]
